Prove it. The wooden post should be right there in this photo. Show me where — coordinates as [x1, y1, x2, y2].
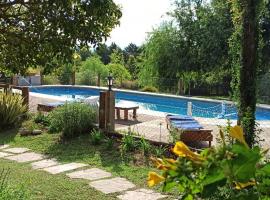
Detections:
[21, 87, 29, 109]
[106, 91, 115, 132]
[99, 91, 107, 130]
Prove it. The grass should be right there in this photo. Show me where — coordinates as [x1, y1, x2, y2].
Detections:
[1, 160, 116, 200]
[0, 128, 171, 199]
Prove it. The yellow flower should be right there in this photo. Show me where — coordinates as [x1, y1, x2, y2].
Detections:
[173, 141, 204, 162]
[147, 172, 165, 187]
[234, 180, 256, 190]
[229, 126, 249, 148]
[151, 158, 176, 171]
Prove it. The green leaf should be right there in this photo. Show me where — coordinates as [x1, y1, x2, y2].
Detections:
[230, 144, 261, 182]
[257, 163, 270, 176]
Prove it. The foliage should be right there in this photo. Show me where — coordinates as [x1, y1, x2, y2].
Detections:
[138, 137, 151, 155]
[107, 63, 131, 87]
[229, 0, 263, 146]
[48, 102, 97, 139]
[42, 74, 59, 85]
[77, 55, 108, 86]
[57, 64, 73, 85]
[90, 129, 104, 145]
[0, 0, 122, 74]
[110, 49, 125, 66]
[0, 92, 27, 130]
[121, 131, 137, 154]
[148, 126, 270, 199]
[139, 0, 233, 94]
[34, 112, 50, 127]
[0, 169, 29, 200]
[141, 86, 158, 93]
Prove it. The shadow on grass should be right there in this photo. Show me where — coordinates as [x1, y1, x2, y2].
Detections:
[43, 134, 125, 174]
[0, 128, 19, 144]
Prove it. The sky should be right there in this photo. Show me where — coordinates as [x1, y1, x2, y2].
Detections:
[106, 0, 172, 48]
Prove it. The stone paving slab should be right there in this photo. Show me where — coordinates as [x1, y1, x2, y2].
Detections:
[3, 147, 30, 154]
[0, 152, 13, 158]
[89, 177, 136, 194]
[117, 189, 167, 200]
[66, 168, 112, 181]
[31, 159, 59, 170]
[0, 144, 10, 150]
[43, 163, 88, 174]
[5, 152, 44, 163]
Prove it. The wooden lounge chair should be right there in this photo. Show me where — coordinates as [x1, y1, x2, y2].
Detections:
[166, 114, 213, 147]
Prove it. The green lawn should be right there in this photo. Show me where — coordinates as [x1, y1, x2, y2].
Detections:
[0, 129, 169, 199]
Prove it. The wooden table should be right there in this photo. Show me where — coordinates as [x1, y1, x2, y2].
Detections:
[115, 105, 139, 120]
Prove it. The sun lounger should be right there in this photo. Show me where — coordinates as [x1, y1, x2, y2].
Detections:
[166, 114, 213, 147]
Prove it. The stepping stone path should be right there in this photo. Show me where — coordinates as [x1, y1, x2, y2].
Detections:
[5, 152, 44, 163]
[31, 159, 59, 170]
[0, 146, 168, 199]
[0, 144, 10, 149]
[43, 163, 88, 174]
[3, 147, 30, 154]
[67, 168, 112, 181]
[117, 189, 167, 200]
[0, 152, 13, 158]
[89, 177, 136, 194]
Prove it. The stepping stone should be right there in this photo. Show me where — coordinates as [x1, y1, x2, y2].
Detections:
[5, 152, 44, 163]
[117, 189, 167, 200]
[66, 168, 112, 181]
[43, 163, 88, 174]
[89, 177, 135, 194]
[3, 147, 30, 154]
[0, 144, 9, 150]
[0, 152, 13, 158]
[31, 159, 59, 170]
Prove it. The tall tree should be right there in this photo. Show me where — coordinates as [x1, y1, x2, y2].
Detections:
[230, 0, 261, 146]
[0, 0, 121, 73]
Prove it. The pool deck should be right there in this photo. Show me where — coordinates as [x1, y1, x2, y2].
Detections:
[29, 94, 270, 151]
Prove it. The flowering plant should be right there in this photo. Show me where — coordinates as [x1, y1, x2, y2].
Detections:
[148, 126, 270, 199]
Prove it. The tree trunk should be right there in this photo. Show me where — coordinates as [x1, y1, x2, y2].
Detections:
[238, 0, 258, 146]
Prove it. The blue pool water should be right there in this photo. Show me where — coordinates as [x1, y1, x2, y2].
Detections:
[30, 86, 270, 120]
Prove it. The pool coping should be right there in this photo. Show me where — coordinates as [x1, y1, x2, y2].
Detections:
[30, 85, 270, 110]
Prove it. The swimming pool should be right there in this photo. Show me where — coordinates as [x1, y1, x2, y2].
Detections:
[30, 86, 270, 120]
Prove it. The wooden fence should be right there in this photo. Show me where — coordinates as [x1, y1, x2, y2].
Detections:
[0, 84, 29, 108]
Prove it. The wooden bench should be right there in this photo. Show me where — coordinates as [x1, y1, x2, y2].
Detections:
[115, 105, 139, 120]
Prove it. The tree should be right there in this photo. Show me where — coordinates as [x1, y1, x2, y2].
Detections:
[107, 63, 131, 87]
[77, 54, 108, 86]
[110, 49, 125, 66]
[230, 0, 261, 146]
[95, 44, 111, 65]
[0, 0, 122, 73]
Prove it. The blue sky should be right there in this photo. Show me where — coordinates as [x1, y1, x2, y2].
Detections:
[106, 0, 172, 48]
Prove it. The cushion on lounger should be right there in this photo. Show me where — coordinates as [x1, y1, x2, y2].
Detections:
[166, 114, 194, 121]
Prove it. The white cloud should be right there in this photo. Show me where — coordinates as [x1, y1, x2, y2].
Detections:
[106, 0, 172, 48]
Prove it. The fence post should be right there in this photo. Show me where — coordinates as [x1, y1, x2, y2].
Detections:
[99, 91, 107, 130]
[21, 87, 29, 109]
[106, 91, 115, 132]
[187, 102, 192, 116]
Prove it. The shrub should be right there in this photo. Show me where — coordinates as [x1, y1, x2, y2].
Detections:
[48, 102, 97, 139]
[90, 129, 103, 145]
[121, 131, 137, 153]
[138, 137, 151, 155]
[147, 126, 270, 199]
[0, 93, 27, 130]
[121, 80, 139, 90]
[42, 75, 59, 85]
[34, 112, 50, 126]
[141, 86, 158, 93]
